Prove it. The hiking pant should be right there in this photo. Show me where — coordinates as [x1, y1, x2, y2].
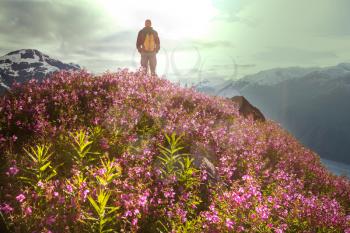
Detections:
[140, 51, 157, 75]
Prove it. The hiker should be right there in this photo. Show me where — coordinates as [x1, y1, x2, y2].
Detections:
[136, 19, 160, 76]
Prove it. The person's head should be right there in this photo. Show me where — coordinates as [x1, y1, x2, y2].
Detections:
[145, 19, 152, 27]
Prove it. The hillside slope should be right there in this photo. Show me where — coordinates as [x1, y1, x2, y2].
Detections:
[0, 69, 349, 232]
[197, 63, 350, 165]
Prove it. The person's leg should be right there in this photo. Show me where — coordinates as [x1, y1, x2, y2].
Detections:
[146, 53, 151, 74]
[140, 52, 149, 74]
[149, 52, 157, 76]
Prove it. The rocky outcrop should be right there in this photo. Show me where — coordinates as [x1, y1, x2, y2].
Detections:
[230, 96, 265, 121]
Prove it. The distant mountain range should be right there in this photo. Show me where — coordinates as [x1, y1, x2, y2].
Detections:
[195, 63, 350, 165]
[0, 49, 80, 94]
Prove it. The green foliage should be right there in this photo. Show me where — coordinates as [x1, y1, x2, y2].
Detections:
[81, 153, 122, 233]
[89, 126, 103, 142]
[284, 216, 311, 233]
[156, 215, 204, 233]
[135, 112, 159, 137]
[157, 132, 201, 190]
[1, 69, 349, 232]
[70, 129, 100, 169]
[177, 156, 200, 190]
[157, 132, 189, 176]
[95, 155, 122, 187]
[262, 182, 277, 196]
[19, 144, 62, 192]
[85, 190, 119, 233]
[155, 132, 203, 233]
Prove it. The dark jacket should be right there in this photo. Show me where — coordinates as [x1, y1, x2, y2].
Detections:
[136, 26, 160, 53]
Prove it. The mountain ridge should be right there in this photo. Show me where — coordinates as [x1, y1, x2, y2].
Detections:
[0, 49, 80, 94]
[195, 62, 350, 165]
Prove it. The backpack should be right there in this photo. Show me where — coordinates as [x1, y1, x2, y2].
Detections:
[143, 32, 156, 52]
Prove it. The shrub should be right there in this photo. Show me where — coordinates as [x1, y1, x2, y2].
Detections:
[0, 68, 349, 232]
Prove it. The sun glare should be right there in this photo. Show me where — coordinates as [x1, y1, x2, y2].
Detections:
[99, 0, 218, 39]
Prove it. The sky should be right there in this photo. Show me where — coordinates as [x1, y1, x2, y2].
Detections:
[1, 0, 350, 83]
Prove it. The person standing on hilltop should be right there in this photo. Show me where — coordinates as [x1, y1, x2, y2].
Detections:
[136, 19, 160, 76]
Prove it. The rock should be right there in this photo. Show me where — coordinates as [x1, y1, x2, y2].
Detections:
[230, 96, 265, 121]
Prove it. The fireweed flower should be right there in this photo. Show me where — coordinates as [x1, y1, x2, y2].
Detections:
[124, 210, 132, 217]
[132, 218, 138, 226]
[7, 165, 19, 176]
[138, 195, 148, 207]
[24, 206, 32, 216]
[0, 204, 13, 214]
[82, 189, 89, 201]
[225, 218, 234, 229]
[176, 208, 187, 223]
[46, 215, 56, 225]
[99, 138, 110, 150]
[16, 194, 26, 203]
[164, 190, 175, 199]
[97, 168, 107, 176]
[66, 184, 73, 193]
[37, 181, 44, 188]
[0, 69, 349, 231]
[12, 135, 17, 142]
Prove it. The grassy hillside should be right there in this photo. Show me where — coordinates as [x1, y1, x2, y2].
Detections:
[0, 68, 349, 232]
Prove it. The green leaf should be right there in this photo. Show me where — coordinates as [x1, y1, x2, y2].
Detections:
[171, 146, 184, 154]
[158, 145, 172, 154]
[88, 196, 101, 214]
[96, 177, 107, 186]
[23, 147, 38, 163]
[18, 176, 36, 185]
[106, 206, 119, 215]
[164, 134, 171, 145]
[101, 192, 111, 210]
[80, 141, 93, 152]
[41, 151, 54, 163]
[53, 162, 64, 171]
[39, 161, 51, 171]
[45, 171, 57, 181]
[20, 167, 37, 176]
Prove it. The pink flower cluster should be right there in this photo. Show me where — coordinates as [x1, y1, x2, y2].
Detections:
[0, 68, 349, 232]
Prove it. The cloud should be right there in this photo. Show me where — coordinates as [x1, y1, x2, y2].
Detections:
[211, 0, 255, 16]
[237, 64, 256, 68]
[98, 30, 136, 44]
[211, 15, 259, 27]
[0, 0, 144, 72]
[191, 40, 234, 49]
[0, 0, 107, 44]
[210, 0, 257, 26]
[0, 0, 349, 77]
[77, 58, 134, 73]
[254, 46, 338, 63]
[312, 0, 350, 37]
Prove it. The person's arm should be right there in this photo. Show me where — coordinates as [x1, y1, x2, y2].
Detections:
[136, 31, 143, 53]
[154, 31, 160, 53]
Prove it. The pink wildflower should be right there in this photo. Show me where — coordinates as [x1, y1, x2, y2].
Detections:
[16, 194, 26, 203]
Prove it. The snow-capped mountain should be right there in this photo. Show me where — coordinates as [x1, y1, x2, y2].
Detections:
[212, 63, 350, 96]
[194, 63, 350, 165]
[240, 66, 320, 86]
[0, 49, 80, 93]
[191, 78, 231, 96]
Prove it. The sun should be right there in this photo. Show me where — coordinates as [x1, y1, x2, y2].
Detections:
[99, 0, 218, 39]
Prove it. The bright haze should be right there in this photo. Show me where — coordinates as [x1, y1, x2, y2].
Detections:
[0, 0, 349, 82]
